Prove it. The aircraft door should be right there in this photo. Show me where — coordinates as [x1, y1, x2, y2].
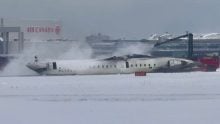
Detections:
[126, 61, 129, 68]
[52, 62, 57, 70]
[47, 62, 57, 70]
[119, 61, 131, 74]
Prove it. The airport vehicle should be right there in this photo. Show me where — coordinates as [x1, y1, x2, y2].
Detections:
[26, 54, 197, 75]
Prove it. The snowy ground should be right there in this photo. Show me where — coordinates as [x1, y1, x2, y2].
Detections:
[0, 72, 220, 124]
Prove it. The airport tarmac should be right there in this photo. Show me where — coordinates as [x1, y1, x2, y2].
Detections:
[0, 72, 220, 124]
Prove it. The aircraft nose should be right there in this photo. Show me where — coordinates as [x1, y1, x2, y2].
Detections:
[184, 60, 202, 68]
[184, 59, 194, 64]
[192, 61, 203, 67]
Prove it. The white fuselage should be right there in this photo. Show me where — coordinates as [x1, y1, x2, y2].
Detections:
[26, 57, 195, 75]
[44, 58, 159, 75]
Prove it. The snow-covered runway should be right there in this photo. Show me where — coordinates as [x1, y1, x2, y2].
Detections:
[0, 72, 220, 124]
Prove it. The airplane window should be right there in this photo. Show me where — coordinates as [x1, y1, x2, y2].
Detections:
[154, 64, 156, 66]
[135, 64, 138, 67]
[140, 64, 142, 67]
[114, 65, 117, 68]
[144, 64, 146, 67]
[102, 65, 104, 68]
[106, 65, 108, 68]
[148, 64, 150, 66]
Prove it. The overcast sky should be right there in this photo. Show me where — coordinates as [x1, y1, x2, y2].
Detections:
[0, 0, 220, 39]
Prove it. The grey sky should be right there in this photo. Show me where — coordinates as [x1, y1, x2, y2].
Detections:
[0, 0, 220, 39]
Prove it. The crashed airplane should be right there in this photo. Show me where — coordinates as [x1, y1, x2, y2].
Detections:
[26, 54, 198, 75]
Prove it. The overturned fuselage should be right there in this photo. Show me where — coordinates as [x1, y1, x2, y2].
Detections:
[26, 55, 197, 75]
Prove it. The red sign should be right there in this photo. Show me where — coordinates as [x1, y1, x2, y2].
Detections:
[26, 26, 61, 35]
[55, 26, 61, 35]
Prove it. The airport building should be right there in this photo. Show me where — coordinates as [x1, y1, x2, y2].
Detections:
[0, 18, 67, 55]
[86, 33, 220, 58]
[2, 18, 62, 41]
[151, 39, 220, 58]
[86, 33, 153, 58]
[0, 18, 71, 70]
